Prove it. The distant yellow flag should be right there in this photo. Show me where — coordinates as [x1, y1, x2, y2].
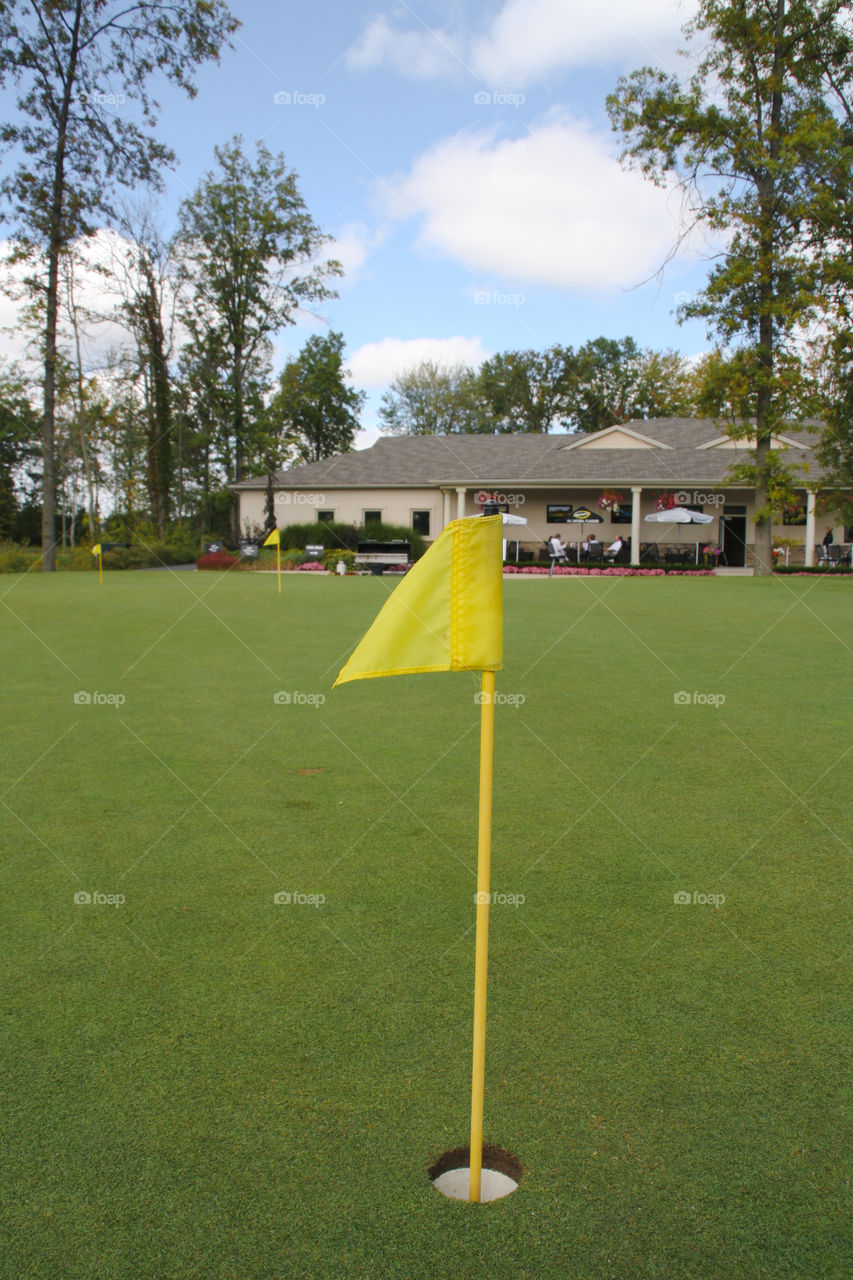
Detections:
[262, 527, 280, 547]
[335, 515, 502, 686]
[91, 544, 102, 556]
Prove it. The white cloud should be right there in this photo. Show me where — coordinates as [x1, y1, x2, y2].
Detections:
[0, 229, 168, 373]
[324, 221, 386, 285]
[382, 115, 697, 292]
[346, 1, 699, 86]
[346, 14, 463, 79]
[347, 335, 490, 389]
[472, 0, 699, 84]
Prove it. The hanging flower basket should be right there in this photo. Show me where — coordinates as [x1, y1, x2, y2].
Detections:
[654, 492, 679, 512]
[597, 489, 625, 514]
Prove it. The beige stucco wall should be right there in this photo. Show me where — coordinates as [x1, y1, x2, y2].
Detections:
[239, 486, 444, 539]
[238, 481, 847, 562]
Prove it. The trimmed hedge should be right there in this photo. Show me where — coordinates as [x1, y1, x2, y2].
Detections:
[274, 521, 426, 560]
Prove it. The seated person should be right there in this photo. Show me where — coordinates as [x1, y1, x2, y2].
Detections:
[548, 534, 568, 559]
[586, 538, 602, 558]
[605, 535, 623, 559]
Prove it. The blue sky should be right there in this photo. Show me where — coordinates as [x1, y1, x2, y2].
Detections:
[2, 0, 718, 442]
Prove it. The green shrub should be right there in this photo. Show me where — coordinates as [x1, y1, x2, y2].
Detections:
[102, 547, 151, 571]
[273, 519, 427, 560]
[361, 522, 426, 560]
[0, 547, 33, 573]
[322, 549, 356, 573]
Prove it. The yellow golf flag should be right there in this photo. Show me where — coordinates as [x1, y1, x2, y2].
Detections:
[91, 543, 101, 556]
[262, 527, 280, 547]
[335, 515, 502, 686]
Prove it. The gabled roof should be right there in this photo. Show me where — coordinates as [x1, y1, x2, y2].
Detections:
[231, 419, 824, 491]
[559, 423, 674, 450]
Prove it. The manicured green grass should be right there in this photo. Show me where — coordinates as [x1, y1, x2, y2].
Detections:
[1, 569, 850, 1279]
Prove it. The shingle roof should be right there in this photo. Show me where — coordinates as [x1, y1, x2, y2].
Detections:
[231, 419, 825, 490]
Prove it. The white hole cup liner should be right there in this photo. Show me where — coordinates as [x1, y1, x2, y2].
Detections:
[432, 1166, 519, 1202]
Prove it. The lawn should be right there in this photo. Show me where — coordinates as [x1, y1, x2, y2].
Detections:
[0, 568, 849, 1280]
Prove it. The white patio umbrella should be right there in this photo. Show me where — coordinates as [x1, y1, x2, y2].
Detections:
[644, 507, 714, 563]
[476, 510, 527, 560]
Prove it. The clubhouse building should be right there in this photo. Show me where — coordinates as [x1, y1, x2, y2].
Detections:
[231, 419, 848, 567]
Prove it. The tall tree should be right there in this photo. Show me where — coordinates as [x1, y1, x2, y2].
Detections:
[565, 336, 693, 431]
[0, 0, 238, 569]
[476, 347, 575, 433]
[608, 0, 853, 574]
[174, 137, 341, 532]
[378, 360, 487, 435]
[269, 332, 365, 464]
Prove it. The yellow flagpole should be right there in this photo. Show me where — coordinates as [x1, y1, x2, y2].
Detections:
[276, 543, 281, 594]
[469, 666, 495, 1202]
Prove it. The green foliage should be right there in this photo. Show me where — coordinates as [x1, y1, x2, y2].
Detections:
[174, 136, 341, 488]
[379, 360, 489, 435]
[274, 521, 426, 560]
[270, 332, 365, 463]
[322, 549, 356, 572]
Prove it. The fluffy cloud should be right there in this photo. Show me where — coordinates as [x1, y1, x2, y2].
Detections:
[0, 229, 163, 372]
[346, 1, 699, 85]
[347, 335, 490, 389]
[471, 0, 699, 83]
[346, 14, 462, 79]
[382, 115, 695, 293]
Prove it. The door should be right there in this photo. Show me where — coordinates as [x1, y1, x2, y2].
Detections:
[720, 510, 747, 567]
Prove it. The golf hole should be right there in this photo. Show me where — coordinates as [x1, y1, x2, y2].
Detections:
[429, 1145, 522, 1202]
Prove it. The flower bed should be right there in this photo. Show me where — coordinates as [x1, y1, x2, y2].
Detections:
[196, 551, 240, 570]
[503, 565, 714, 577]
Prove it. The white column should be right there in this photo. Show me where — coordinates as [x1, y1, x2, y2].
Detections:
[805, 490, 817, 566]
[456, 486, 467, 519]
[630, 486, 642, 563]
[442, 489, 453, 530]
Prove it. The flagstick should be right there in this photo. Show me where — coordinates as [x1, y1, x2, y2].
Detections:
[98, 549, 103, 584]
[469, 667, 495, 1202]
[276, 543, 281, 594]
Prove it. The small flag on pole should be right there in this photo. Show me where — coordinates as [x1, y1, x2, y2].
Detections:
[335, 515, 502, 686]
[263, 526, 282, 594]
[91, 543, 103, 584]
[335, 514, 503, 1202]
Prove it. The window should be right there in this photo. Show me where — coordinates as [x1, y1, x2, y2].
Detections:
[317, 510, 335, 524]
[611, 503, 633, 525]
[783, 505, 806, 526]
[412, 510, 431, 536]
[363, 510, 382, 525]
[547, 504, 572, 524]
